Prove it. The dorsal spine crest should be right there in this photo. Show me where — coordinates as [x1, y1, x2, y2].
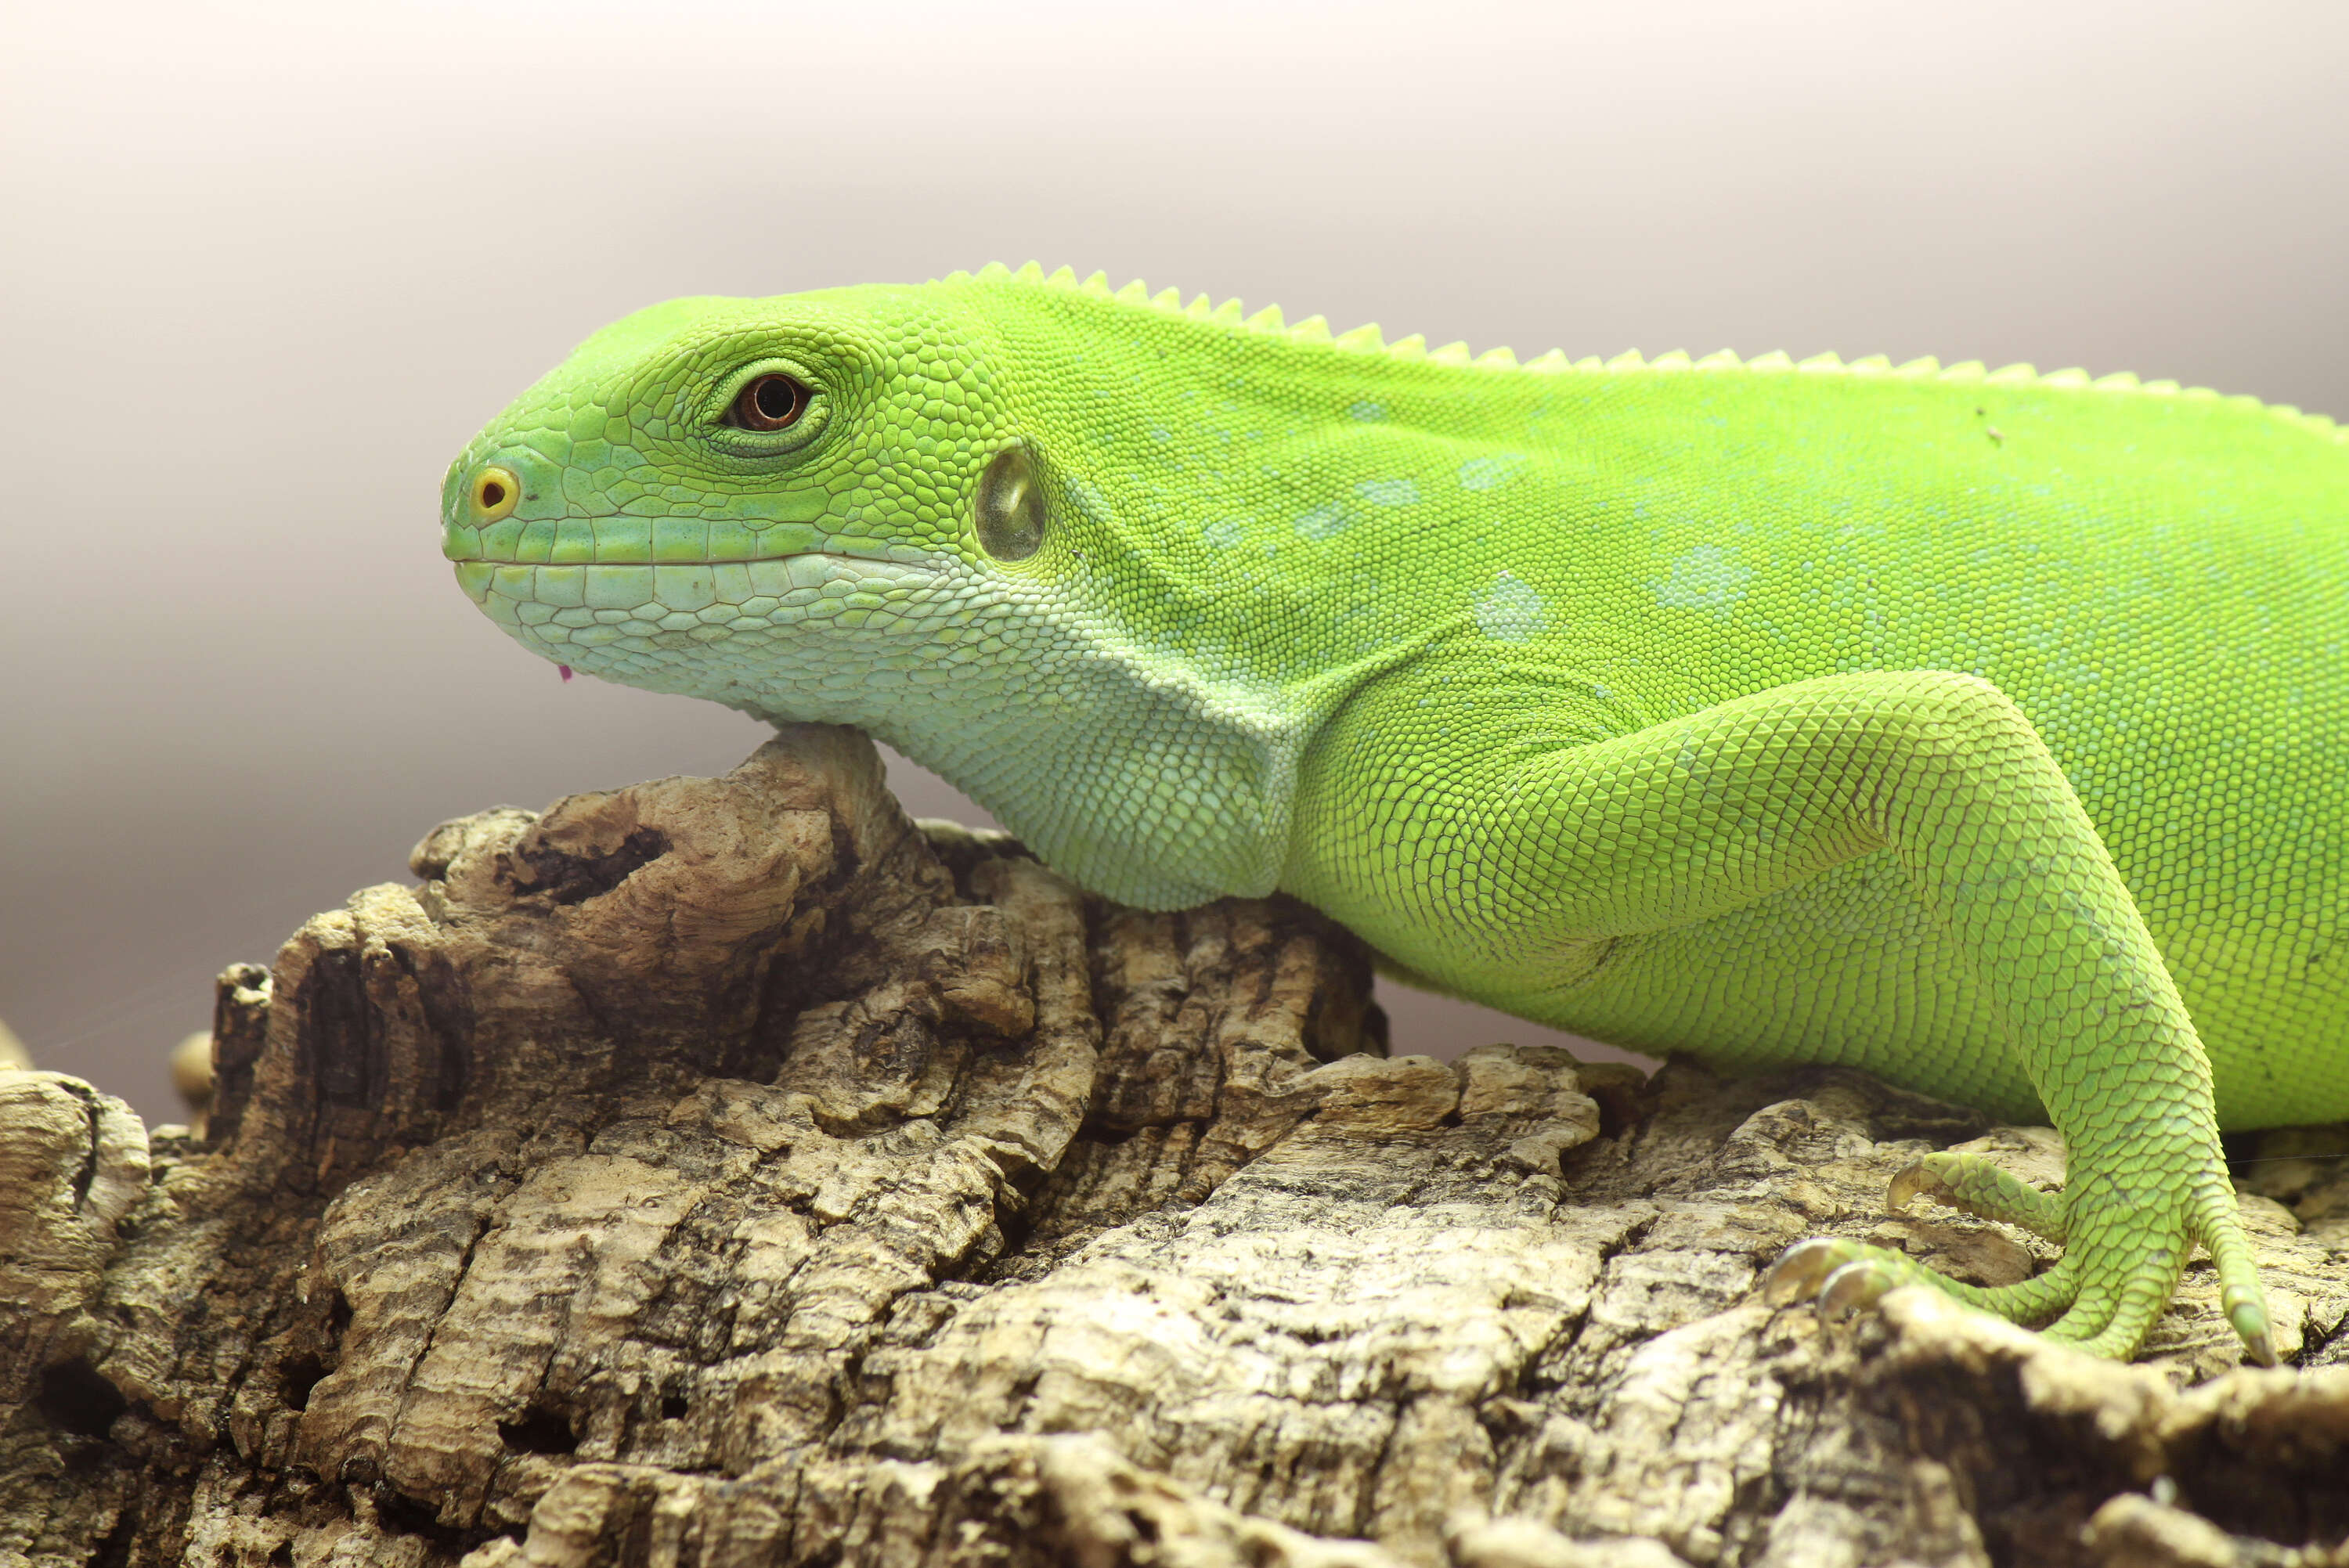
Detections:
[964, 263, 2341, 434]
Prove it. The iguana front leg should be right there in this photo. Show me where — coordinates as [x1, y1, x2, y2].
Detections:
[1291, 668, 2272, 1363]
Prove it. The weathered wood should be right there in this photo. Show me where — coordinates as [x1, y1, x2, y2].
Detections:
[3, 726, 2346, 1567]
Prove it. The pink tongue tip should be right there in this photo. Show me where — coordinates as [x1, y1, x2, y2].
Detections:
[558, 665, 574, 683]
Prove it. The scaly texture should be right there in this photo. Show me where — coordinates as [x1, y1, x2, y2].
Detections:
[440, 264, 2349, 1361]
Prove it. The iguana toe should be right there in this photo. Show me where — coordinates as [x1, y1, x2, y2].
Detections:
[1886, 1152, 2066, 1243]
[2203, 1186, 2279, 1365]
[2231, 1303, 2277, 1368]
[1765, 1233, 2082, 1342]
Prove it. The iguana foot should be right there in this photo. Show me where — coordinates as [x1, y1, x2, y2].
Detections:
[1763, 1166, 2277, 1366]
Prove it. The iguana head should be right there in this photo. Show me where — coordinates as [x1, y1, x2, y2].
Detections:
[440, 283, 1073, 723]
[441, 270, 1336, 908]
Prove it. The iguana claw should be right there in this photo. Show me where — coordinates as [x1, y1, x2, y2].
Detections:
[1884, 1162, 1936, 1213]
[1816, 1259, 1899, 1322]
[1763, 1238, 1902, 1325]
[1762, 1236, 1860, 1305]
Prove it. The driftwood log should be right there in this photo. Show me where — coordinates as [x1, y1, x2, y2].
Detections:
[4, 726, 2348, 1568]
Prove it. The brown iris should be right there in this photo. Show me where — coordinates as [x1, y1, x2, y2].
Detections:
[730, 373, 809, 431]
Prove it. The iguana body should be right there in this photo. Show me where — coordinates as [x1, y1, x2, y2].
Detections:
[443, 263, 2349, 1361]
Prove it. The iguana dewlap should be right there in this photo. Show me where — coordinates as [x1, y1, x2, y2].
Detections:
[442, 264, 2349, 1364]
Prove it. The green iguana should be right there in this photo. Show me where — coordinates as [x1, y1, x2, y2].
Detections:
[442, 263, 2349, 1365]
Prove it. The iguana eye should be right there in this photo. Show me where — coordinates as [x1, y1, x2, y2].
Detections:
[730, 373, 809, 431]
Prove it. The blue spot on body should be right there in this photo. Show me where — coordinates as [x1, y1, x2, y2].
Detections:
[1651, 545, 1755, 615]
[1294, 504, 1351, 540]
[1066, 476, 1110, 526]
[1348, 401, 1385, 422]
[1474, 571, 1547, 643]
[1356, 478, 1419, 506]
[1457, 454, 1525, 491]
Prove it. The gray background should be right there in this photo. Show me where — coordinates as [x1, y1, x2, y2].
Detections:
[5, 1, 2344, 1124]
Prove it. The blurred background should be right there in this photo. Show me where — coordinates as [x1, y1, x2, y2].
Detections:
[4, 1, 2344, 1124]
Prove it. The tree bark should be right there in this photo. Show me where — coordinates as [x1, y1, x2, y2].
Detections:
[3, 726, 2347, 1568]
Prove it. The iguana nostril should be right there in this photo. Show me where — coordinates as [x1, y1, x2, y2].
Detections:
[471, 465, 521, 522]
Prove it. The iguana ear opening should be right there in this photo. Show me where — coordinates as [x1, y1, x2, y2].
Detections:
[976, 443, 1046, 561]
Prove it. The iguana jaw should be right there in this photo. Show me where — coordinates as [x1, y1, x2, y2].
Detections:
[440, 513, 875, 568]
[451, 546, 949, 681]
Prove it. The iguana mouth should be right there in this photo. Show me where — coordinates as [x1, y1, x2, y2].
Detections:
[441, 511, 850, 568]
[458, 553, 835, 566]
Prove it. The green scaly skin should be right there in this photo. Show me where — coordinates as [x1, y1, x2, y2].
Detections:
[442, 263, 2349, 1363]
